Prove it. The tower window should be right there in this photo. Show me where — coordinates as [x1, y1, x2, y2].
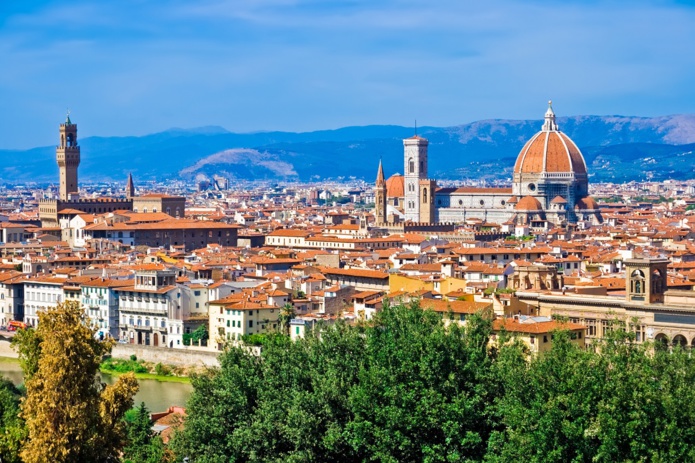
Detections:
[409, 158, 414, 174]
[422, 188, 428, 203]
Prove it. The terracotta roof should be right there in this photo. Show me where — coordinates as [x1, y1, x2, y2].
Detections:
[493, 318, 585, 334]
[516, 196, 544, 211]
[385, 174, 404, 198]
[514, 130, 587, 175]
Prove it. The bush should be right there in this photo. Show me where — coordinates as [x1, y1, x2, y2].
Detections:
[154, 363, 171, 376]
[129, 354, 137, 362]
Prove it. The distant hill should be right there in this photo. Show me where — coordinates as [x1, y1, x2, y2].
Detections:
[2, 114, 695, 184]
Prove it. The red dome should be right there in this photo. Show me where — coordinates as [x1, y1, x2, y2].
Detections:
[575, 196, 599, 210]
[385, 174, 404, 198]
[516, 196, 543, 211]
[514, 131, 587, 175]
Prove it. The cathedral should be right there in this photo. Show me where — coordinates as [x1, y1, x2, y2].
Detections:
[374, 102, 603, 231]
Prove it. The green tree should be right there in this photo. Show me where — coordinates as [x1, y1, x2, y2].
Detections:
[183, 324, 209, 346]
[0, 378, 25, 463]
[172, 301, 500, 462]
[487, 321, 695, 463]
[123, 402, 167, 463]
[277, 302, 296, 335]
[14, 300, 139, 463]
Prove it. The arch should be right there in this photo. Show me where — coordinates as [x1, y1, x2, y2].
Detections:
[408, 158, 414, 174]
[652, 269, 664, 293]
[654, 333, 669, 346]
[631, 269, 645, 294]
[672, 334, 687, 348]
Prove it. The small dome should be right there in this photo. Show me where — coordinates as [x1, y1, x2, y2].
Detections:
[550, 195, 567, 204]
[575, 196, 599, 210]
[507, 196, 519, 204]
[513, 102, 587, 176]
[385, 174, 404, 198]
[516, 196, 543, 211]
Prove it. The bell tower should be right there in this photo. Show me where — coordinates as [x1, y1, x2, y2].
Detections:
[56, 113, 80, 200]
[374, 159, 387, 224]
[404, 135, 428, 222]
[624, 257, 669, 304]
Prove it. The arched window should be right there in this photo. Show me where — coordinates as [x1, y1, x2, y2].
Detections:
[422, 188, 428, 203]
[631, 269, 645, 293]
[652, 269, 663, 293]
[409, 158, 414, 174]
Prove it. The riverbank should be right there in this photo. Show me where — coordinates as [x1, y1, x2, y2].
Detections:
[100, 368, 191, 384]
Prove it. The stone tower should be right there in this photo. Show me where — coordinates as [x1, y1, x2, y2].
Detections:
[126, 172, 135, 199]
[624, 257, 669, 304]
[56, 113, 80, 200]
[404, 135, 428, 222]
[419, 178, 436, 224]
[374, 159, 387, 224]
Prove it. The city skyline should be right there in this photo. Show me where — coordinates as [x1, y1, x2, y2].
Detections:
[1, 0, 695, 149]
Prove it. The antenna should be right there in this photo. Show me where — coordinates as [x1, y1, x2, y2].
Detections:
[414, 119, 417, 136]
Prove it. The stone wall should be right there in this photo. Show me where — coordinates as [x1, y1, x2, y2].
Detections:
[111, 343, 220, 368]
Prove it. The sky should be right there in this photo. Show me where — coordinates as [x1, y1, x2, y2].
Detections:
[1, 0, 695, 149]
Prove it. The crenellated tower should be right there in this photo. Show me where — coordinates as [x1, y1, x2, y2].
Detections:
[56, 113, 80, 200]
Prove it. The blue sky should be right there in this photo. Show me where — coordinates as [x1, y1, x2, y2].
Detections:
[1, 0, 694, 149]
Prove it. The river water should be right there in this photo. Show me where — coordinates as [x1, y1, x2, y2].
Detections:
[0, 361, 194, 413]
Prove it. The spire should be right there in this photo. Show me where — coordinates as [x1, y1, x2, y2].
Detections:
[66, 109, 72, 125]
[541, 100, 558, 132]
[126, 172, 135, 199]
[542, 100, 558, 132]
[376, 158, 385, 186]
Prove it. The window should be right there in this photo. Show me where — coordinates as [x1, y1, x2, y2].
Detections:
[249, 320, 253, 328]
[601, 319, 612, 338]
[585, 319, 596, 336]
[543, 335, 548, 343]
[409, 158, 414, 174]
[296, 326, 300, 335]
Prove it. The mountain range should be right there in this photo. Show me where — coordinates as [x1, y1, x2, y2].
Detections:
[3, 114, 695, 185]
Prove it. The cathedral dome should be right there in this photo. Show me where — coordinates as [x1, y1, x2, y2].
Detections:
[385, 174, 404, 198]
[516, 195, 543, 211]
[513, 102, 587, 176]
[575, 196, 599, 210]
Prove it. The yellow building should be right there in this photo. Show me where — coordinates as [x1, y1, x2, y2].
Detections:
[389, 274, 468, 296]
[492, 316, 586, 354]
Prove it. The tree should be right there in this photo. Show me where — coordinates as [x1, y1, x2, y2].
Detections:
[13, 300, 139, 463]
[172, 301, 500, 462]
[0, 378, 25, 463]
[123, 402, 167, 463]
[487, 320, 695, 463]
[183, 324, 209, 346]
[278, 302, 296, 335]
